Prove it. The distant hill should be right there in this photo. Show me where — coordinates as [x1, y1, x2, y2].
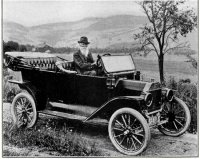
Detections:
[3, 21, 30, 44]
[3, 15, 198, 51]
[88, 15, 147, 30]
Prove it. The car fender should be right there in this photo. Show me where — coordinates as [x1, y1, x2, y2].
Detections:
[8, 80, 37, 101]
[84, 96, 144, 122]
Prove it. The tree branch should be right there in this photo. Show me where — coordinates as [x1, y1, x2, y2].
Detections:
[150, 0, 162, 49]
[164, 42, 189, 54]
[144, 48, 157, 55]
[142, 38, 159, 57]
[142, 2, 153, 23]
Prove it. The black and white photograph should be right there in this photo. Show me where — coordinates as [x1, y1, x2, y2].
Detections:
[2, 0, 198, 157]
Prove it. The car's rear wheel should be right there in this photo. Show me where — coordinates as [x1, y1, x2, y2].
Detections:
[158, 97, 191, 136]
[11, 92, 37, 128]
[108, 108, 150, 155]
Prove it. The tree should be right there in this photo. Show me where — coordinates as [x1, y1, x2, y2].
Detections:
[3, 41, 19, 53]
[134, 0, 197, 84]
[19, 44, 27, 52]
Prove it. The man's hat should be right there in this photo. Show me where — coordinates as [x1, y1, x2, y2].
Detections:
[78, 36, 90, 45]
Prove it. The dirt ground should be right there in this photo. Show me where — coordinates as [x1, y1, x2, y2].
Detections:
[3, 103, 198, 157]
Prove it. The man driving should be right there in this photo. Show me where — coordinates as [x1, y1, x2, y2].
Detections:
[73, 36, 96, 76]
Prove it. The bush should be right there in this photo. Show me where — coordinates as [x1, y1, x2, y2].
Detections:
[3, 68, 21, 102]
[167, 77, 197, 134]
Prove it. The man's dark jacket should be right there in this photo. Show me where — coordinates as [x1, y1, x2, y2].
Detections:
[73, 50, 95, 74]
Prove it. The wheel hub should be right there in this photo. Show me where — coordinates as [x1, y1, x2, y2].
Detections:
[21, 108, 27, 113]
[124, 129, 130, 135]
[127, 126, 131, 129]
[124, 126, 135, 135]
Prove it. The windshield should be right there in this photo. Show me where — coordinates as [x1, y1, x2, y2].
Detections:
[101, 55, 136, 73]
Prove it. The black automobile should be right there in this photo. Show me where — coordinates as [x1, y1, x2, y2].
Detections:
[4, 52, 191, 155]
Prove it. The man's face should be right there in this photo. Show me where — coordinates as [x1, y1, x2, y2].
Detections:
[79, 43, 89, 55]
[79, 43, 88, 48]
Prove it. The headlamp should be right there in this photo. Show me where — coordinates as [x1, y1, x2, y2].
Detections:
[162, 88, 174, 102]
[144, 93, 153, 107]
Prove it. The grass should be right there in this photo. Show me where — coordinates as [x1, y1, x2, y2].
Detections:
[3, 149, 29, 156]
[3, 119, 102, 156]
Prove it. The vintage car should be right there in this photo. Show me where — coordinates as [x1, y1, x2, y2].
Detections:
[4, 52, 191, 155]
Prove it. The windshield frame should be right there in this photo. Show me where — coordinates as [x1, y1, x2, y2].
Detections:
[100, 54, 136, 74]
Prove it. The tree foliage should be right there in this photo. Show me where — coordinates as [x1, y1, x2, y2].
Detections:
[3, 41, 19, 53]
[134, 0, 197, 84]
[3, 41, 28, 56]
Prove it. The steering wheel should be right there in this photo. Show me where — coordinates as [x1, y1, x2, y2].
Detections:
[96, 54, 102, 68]
[96, 53, 111, 67]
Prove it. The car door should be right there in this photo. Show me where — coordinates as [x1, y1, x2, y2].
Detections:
[44, 71, 77, 103]
[75, 74, 109, 107]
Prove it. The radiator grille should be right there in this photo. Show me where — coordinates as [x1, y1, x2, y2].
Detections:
[148, 89, 162, 111]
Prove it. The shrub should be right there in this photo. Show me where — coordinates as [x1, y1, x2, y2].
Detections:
[3, 68, 21, 103]
[167, 77, 197, 134]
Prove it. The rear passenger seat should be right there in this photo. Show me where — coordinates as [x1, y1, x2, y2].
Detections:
[24, 57, 75, 72]
[25, 57, 57, 71]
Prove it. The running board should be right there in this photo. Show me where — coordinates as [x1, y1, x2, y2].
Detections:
[48, 102, 97, 117]
[38, 110, 108, 126]
[38, 110, 87, 121]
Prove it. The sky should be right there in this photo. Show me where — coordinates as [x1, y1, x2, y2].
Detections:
[3, 0, 198, 27]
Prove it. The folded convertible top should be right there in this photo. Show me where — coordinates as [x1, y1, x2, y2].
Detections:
[5, 52, 56, 58]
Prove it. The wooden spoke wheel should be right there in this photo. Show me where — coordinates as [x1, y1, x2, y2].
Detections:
[158, 97, 191, 136]
[108, 108, 150, 155]
[11, 92, 37, 128]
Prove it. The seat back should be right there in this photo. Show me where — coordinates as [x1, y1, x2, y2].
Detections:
[61, 61, 75, 70]
[24, 57, 75, 72]
[25, 57, 58, 71]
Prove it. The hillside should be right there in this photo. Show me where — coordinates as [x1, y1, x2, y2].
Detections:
[3, 15, 198, 51]
[3, 21, 31, 44]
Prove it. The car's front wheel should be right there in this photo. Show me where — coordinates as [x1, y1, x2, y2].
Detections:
[11, 92, 37, 128]
[108, 108, 150, 155]
[158, 97, 191, 136]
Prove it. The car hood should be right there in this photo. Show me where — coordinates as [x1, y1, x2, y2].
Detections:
[117, 79, 161, 92]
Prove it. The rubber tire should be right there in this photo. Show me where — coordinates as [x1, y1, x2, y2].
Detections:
[108, 108, 150, 156]
[11, 92, 38, 128]
[158, 97, 191, 137]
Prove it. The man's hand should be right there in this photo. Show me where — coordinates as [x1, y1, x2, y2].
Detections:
[90, 62, 97, 70]
[91, 62, 96, 66]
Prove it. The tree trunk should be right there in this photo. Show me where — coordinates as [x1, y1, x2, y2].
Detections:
[158, 54, 165, 85]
